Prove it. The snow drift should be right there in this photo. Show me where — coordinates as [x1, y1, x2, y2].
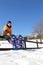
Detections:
[0, 48, 43, 65]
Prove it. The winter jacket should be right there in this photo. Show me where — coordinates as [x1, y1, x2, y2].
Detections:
[3, 25, 12, 36]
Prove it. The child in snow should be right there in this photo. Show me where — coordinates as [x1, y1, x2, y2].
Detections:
[3, 21, 12, 41]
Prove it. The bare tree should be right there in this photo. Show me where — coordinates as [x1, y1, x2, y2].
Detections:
[33, 20, 43, 43]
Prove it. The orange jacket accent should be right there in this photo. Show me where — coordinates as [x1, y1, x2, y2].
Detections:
[3, 25, 12, 36]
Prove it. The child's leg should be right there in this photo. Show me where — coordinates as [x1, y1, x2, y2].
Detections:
[4, 35, 10, 41]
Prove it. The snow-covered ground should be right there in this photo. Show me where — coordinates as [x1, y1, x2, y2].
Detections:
[26, 39, 43, 48]
[0, 39, 43, 49]
[0, 40, 12, 48]
[0, 48, 43, 65]
[0, 39, 43, 65]
[26, 42, 43, 48]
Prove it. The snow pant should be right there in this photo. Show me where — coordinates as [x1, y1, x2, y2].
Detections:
[3, 31, 10, 41]
[4, 35, 10, 41]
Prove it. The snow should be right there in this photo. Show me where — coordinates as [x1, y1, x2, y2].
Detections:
[26, 42, 37, 48]
[0, 49, 43, 65]
[0, 41, 12, 48]
[26, 39, 43, 48]
[26, 42, 43, 48]
[0, 39, 43, 65]
[27, 39, 43, 42]
[0, 39, 43, 49]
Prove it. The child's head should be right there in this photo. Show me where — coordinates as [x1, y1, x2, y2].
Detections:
[7, 21, 12, 26]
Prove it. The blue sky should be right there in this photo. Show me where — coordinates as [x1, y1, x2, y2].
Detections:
[0, 0, 43, 36]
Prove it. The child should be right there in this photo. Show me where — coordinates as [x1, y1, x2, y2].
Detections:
[3, 21, 12, 41]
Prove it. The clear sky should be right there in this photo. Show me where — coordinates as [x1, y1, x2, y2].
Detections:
[0, 0, 43, 36]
